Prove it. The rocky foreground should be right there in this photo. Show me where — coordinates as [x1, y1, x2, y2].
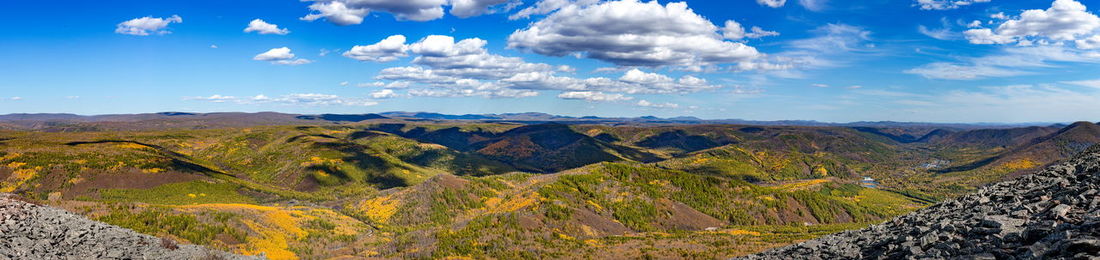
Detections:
[741, 145, 1100, 259]
[0, 194, 259, 260]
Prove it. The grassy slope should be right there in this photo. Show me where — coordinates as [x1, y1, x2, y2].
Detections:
[332, 161, 924, 259]
[6, 122, 1095, 259]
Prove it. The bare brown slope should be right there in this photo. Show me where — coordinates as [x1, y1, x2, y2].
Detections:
[932, 126, 1060, 149]
[740, 145, 1100, 259]
[994, 122, 1100, 172]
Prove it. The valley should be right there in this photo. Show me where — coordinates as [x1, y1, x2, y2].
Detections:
[0, 112, 1096, 259]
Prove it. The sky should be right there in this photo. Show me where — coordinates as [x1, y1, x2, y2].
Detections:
[1, 0, 1100, 123]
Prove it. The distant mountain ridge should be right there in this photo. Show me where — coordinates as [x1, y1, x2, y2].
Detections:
[0, 111, 1062, 130]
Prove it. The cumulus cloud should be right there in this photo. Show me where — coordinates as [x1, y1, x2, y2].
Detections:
[115, 15, 182, 36]
[756, 0, 786, 8]
[636, 100, 680, 109]
[1077, 35, 1100, 49]
[557, 91, 633, 102]
[499, 69, 721, 94]
[301, 0, 516, 24]
[382, 35, 556, 80]
[244, 19, 290, 35]
[509, 0, 599, 20]
[369, 35, 726, 100]
[344, 35, 410, 62]
[915, 0, 991, 10]
[722, 20, 780, 40]
[451, 0, 519, 18]
[964, 0, 1100, 49]
[507, 0, 766, 68]
[253, 47, 313, 65]
[188, 93, 377, 106]
[370, 89, 400, 99]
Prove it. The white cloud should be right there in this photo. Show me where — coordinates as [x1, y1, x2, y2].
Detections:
[210, 44, 219, 49]
[244, 19, 290, 35]
[557, 91, 633, 102]
[509, 0, 599, 20]
[407, 81, 540, 98]
[344, 35, 410, 62]
[189, 93, 377, 106]
[359, 81, 411, 88]
[495, 69, 721, 94]
[905, 45, 1100, 80]
[746, 26, 781, 39]
[115, 15, 182, 36]
[370, 89, 399, 99]
[722, 20, 779, 40]
[904, 62, 1022, 80]
[253, 47, 313, 65]
[254, 47, 294, 60]
[756, 0, 786, 8]
[767, 24, 874, 71]
[359, 82, 386, 87]
[908, 84, 1100, 122]
[186, 94, 237, 103]
[410, 35, 488, 57]
[8, 97, 24, 101]
[918, 25, 955, 40]
[788, 24, 872, 53]
[811, 83, 829, 88]
[263, 93, 377, 106]
[1063, 79, 1100, 88]
[301, 0, 515, 24]
[636, 100, 680, 109]
[381, 35, 556, 80]
[963, 28, 1016, 44]
[371, 35, 727, 100]
[915, 0, 991, 10]
[302, 1, 438, 23]
[964, 0, 1100, 49]
[451, 0, 518, 18]
[798, 0, 827, 11]
[1077, 35, 1100, 49]
[507, 0, 766, 68]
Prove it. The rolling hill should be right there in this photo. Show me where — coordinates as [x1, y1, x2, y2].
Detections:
[0, 115, 1097, 259]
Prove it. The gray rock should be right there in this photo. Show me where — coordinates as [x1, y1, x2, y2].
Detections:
[738, 145, 1100, 260]
[0, 194, 264, 260]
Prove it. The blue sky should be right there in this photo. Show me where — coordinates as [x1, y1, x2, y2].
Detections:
[1, 0, 1100, 123]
